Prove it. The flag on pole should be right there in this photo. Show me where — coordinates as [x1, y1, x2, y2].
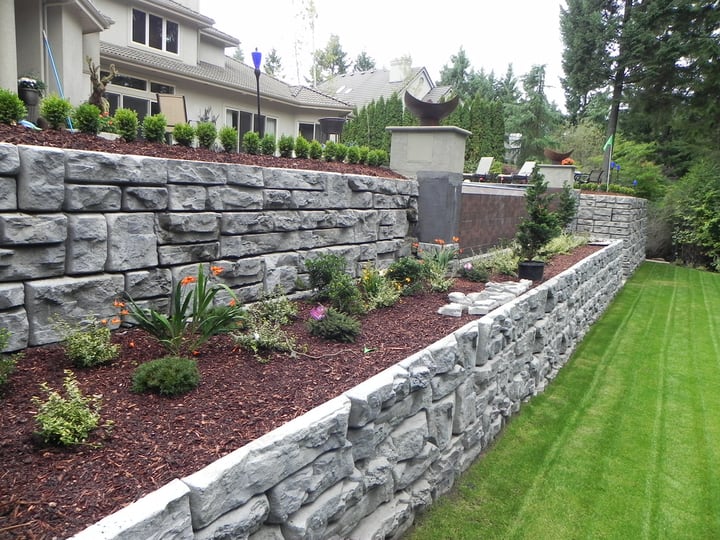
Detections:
[603, 134, 614, 152]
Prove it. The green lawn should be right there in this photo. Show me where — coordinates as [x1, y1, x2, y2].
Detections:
[407, 262, 720, 539]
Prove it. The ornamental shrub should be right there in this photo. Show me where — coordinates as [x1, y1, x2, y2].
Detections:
[173, 122, 195, 146]
[72, 103, 101, 134]
[243, 130, 261, 154]
[277, 135, 295, 158]
[367, 149, 387, 167]
[294, 135, 310, 158]
[132, 356, 200, 396]
[142, 113, 167, 143]
[307, 308, 361, 343]
[218, 126, 238, 152]
[358, 146, 370, 164]
[63, 323, 120, 368]
[305, 253, 347, 295]
[334, 143, 348, 163]
[113, 108, 139, 141]
[32, 370, 106, 446]
[325, 273, 365, 315]
[40, 95, 73, 130]
[196, 121, 217, 149]
[346, 146, 361, 164]
[309, 139, 323, 159]
[386, 256, 426, 295]
[260, 134, 276, 155]
[323, 140, 338, 162]
[0, 89, 27, 124]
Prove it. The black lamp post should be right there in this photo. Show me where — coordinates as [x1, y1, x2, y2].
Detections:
[251, 48, 264, 137]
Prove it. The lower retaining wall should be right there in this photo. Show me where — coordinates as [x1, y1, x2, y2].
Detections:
[71, 240, 625, 540]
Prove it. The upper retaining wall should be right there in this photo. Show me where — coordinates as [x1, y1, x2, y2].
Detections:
[0, 143, 418, 350]
[71, 240, 626, 540]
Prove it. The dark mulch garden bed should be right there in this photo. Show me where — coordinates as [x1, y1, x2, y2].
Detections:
[0, 246, 600, 539]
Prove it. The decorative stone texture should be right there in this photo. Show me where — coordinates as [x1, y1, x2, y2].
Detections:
[0, 213, 67, 244]
[65, 150, 167, 184]
[122, 187, 169, 211]
[167, 159, 228, 185]
[17, 146, 65, 211]
[124, 268, 173, 299]
[0, 177, 16, 211]
[194, 495, 269, 540]
[0, 245, 66, 281]
[0, 143, 20, 175]
[226, 164, 264, 187]
[68, 479, 193, 540]
[208, 185, 264, 210]
[0, 308, 28, 351]
[24, 274, 125, 345]
[105, 213, 158, 271]
[155, 213, 220, 244]
[0, 282, 24, 309]
[66, 214, 108, 275]
[168, 185, 208, 211]
[63, 184, 122, 211]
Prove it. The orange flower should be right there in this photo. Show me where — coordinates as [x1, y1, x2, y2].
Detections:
[129, 341, 136, 348]
[181, 276, 197, 286]
[210, 265, 224, 276]
[120, 309, 129, 316]
[411, 242, 419, 248]
[228, 299, 236, 307]
[113, 299, 126, 308]
[452, 236, 460, 243]
[111, 317, 121, 324]
[100, 319, 108, 325]
[192, 350, 200, 356]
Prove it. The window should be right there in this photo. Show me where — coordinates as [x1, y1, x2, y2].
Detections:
[132, 9, 179, 54]
[265, 118, 277, 138]
[150, 82, 174, 95]
[103, 72, 147, 91]
[299, 122, 319, 141]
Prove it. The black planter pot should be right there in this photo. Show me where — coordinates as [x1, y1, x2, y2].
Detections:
[518, 260, 545, 281]
[18, 87, 40, 107]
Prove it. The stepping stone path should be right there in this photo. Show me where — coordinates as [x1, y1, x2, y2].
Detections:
[437, 279, 533, 317]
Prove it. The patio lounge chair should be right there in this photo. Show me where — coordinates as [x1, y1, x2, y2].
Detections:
[463, 156, 495, 181]
[156, 94, 188, 138]
[499, 160, 536, 183]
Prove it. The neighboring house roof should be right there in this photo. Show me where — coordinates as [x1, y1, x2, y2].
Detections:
[317, 67, 426, 110]
[317, 67, 453, 111]
[100, 42, 352, 113]
[133, 0, 214, 25]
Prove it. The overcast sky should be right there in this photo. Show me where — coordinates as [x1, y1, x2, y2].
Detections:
[199, 0, 568, 108]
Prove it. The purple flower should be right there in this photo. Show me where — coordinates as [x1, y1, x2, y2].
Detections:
[309, 304, 327, 320]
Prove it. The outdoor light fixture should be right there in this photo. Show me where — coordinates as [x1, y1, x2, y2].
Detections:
[251, 48, 264, 137]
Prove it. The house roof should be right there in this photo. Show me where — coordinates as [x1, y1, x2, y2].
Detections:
[317, 67, 428, 110]
[99, 42, 352, 113]
[68, 0, 112, 33]
[132, 0, 214, 25]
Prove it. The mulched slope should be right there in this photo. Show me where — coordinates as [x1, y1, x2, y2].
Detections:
[0, 246, 600, 539]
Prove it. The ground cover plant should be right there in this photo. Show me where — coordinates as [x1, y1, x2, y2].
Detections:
[408, 262, 720, 539]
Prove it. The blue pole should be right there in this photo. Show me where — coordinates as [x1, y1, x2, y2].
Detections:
[42, 30, 74, 130]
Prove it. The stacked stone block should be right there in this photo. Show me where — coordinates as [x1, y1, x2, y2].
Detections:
[71, 241, 625, 540]
[0, 144, 418, 350]
[576, 193, 647, 276]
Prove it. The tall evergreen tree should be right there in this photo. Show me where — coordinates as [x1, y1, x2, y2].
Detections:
[310, 34, 350, 85]
[263, 48, 283, 77]
[353, 51, 376, 72]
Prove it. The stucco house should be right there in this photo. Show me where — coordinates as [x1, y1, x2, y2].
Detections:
[1, 0, 352, 145]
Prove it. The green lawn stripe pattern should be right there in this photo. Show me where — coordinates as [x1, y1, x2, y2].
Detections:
[407, 262, 720, 540]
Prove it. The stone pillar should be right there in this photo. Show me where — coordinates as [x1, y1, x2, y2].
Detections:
[386, 126, 471, 179]
[0, 1, 18, 92]
[416, 171, 463, 244]
[537, 164, 576, 188]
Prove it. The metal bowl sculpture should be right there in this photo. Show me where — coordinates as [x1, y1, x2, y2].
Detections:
[403, 91, 459, 126]
[543, 148, 574, 164]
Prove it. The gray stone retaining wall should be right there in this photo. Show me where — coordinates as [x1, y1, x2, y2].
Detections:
[576, 193, 647, 276]
[70, 240, 625, 540]
[0, 143, 417, 351]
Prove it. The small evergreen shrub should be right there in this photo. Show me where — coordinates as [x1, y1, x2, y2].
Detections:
[196, 121, 217, 149]
[294, 135, 310, 158]
[32, 370, 107, 446]
[386, 256, 426, 295]
[142, 113, 167, 143]
[113, 108, 139, 141]
[326, 273, 365, 315]
[323, 140, 338, 162]
[309, 140, 323, 159]
[367, 149, 388, 167]
[132, 357, 200, 396]
[346, 146, 361, 164]
[307, 308, 361, 343]
[358, 146, 370, 164]
[459, 261, 489, 282]
[63, 324, 120, 368]
[243, 131, 261, 154]
[40, 95, 73, 130]
[305, 253, 347, 294]
[251, 286, 298, 325]
[218, 126, 239, 152]
[0, 89, 27, 124]
[73, 103, 101, 134]
[173, 122, 195, 146]
[277, 135, 295, 158]
[334, 143, 348, 163]
[260, 134, 276, 155]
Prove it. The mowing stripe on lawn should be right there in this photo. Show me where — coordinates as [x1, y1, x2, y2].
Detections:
[407, 262, 720, 540]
